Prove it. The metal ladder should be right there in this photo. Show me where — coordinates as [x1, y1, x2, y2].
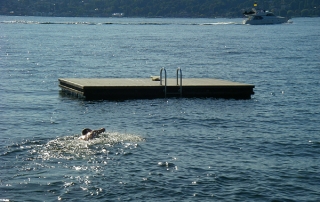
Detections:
[160, 67, 182, 98]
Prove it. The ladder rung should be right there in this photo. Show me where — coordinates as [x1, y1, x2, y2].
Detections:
[160, 67, 183, 98]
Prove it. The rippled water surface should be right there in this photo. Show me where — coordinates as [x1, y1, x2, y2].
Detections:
[1, 16, 320, 201]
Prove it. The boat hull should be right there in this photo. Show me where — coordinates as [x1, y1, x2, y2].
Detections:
[243, 16, 288, 25]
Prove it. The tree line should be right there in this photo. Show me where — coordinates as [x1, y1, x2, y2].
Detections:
[1, 0, 319, 18]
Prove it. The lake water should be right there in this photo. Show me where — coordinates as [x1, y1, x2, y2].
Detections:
[1, 16, 320, 201]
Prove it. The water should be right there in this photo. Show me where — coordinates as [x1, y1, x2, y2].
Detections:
[1, 16, 320, 201]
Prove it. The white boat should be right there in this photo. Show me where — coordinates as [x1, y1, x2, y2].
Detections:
[243, 8, 288, 25]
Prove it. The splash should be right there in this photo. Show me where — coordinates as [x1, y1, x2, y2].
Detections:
[36, 132, 144, 160]
[200, 22, 240, 25]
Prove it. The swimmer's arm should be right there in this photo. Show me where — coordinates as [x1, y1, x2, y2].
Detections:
[78, 134, 89, 141]
[91, 128, 105, 137]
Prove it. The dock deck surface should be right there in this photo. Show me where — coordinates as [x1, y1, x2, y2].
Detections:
[59, 78, 254, 100]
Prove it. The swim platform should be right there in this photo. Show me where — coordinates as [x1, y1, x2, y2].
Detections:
[58, 77, 254, 100]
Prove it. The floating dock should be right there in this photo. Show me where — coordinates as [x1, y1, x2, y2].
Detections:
[58, 77, 254, 100]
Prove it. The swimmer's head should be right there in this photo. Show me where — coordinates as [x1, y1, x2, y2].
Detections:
[82, 128, 92, 135]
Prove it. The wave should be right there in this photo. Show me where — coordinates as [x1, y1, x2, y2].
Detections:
[199, 22, 240, 25]
[0, 20, 103, 25]
[36, 132, 144, 160]
[1, 20, 241, 26]
[2, 132, 144, 161]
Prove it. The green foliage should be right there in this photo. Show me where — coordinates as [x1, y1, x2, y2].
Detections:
[287, 10, 295, 17]
[0, 0, 319, 17]
[301, 9, 310, 16]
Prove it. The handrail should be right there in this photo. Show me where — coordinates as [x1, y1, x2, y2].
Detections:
[176, 67, 182, 96]
[160, 67, 167, 97]
[160, 67, 183, 98]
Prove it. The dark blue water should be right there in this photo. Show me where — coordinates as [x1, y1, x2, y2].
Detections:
[1, 16, 320, 201]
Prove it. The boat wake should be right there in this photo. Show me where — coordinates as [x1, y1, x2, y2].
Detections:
[200, 22, 241, 25]
[1, 20, 242, 26]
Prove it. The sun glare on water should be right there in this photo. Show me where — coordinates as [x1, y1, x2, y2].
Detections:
[36, 132, 144, 160]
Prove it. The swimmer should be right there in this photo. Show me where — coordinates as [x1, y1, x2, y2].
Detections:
[78, 128, 105, 141]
